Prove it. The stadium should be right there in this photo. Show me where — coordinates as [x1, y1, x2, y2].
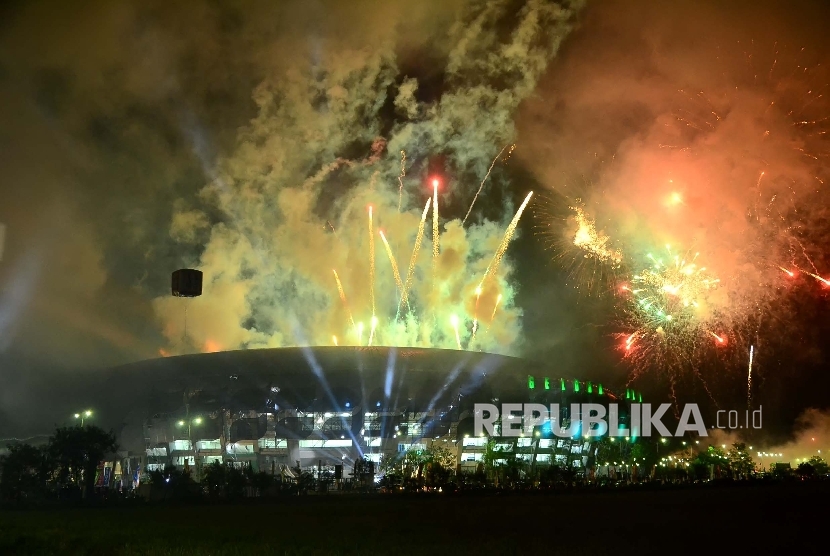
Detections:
[86, 346, 638, 485]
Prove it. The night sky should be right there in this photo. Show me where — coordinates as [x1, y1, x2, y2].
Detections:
[1, 0, 829, 443]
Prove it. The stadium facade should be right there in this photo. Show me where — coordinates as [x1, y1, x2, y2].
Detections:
[90, 347, 637, 484]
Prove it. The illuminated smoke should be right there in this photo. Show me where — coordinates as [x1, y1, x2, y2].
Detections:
[153, 0, 585, 355]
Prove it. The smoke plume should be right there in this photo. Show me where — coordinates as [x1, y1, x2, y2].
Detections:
[518, 0, 830, 400]
[152, 0, 586, 355]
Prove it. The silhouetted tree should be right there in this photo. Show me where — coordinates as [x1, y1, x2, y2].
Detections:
[248, 469, 275, 496]
[201, 461, 226, 497]
[47, 426, 117, 498]
[727, 443, 755, 479]
[0, 443, 50, 503]
[148, 465, 196, 500]
[796, 462, 815, 478]
[807, 456, 828, 475]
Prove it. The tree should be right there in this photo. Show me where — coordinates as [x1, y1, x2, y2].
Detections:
[629, 441, 657, 470]
[147, 465, 196, 500]
[247, 468, 275, 496]
[807, 456, 828, 476]
[727, 442, 755, 479]
[694, 446, 730, 479]
[292, 463, 315, 494]
[0, 443, 50, 503]
[47, 425, 117, 498]
[379, 446, 456, 491]
[201, 461, 227, 497]
[225, 465, 247, 498]
[796, 462, 815, 478]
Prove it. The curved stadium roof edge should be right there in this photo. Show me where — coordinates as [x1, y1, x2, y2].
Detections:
[102, 346, 625, 402]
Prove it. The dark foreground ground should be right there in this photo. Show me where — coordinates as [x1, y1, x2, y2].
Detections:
[1, 482, 826, 555]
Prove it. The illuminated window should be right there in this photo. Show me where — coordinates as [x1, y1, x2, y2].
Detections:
[462, 437, 487, 447]
[299, 440, 323, 448]
[257, 438, 287, 449]
[226, 443, 255, 454]
[322, 439, 352, 448]
[197, 440, 221, 450]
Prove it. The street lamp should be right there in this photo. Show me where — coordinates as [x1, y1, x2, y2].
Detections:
[74, 410, 93, 427]
[177, 417, 203, 480]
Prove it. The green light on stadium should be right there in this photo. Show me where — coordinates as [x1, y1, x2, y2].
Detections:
[560, 378, 566, 391]
[574, 380, 580, 393]
[544, 377, 550, 390]
[587, 382, 593, 394]
[528, 376, 535, 389]
[598, 384, 603, 395]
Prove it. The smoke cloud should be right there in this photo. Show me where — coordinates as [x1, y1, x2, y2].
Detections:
[151, 0, 586, 355]
[761, 408, 830, 466]
[518, 0, 830, 401]
[702, 407, 830, 468]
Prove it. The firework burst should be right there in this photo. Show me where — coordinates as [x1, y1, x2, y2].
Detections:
[534, 190, 623, 295]
[325, 170, 531, 351]
[539, 44, 830, 399]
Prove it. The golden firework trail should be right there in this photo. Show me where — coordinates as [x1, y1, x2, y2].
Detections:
[368, 206, 376, 319]
[332, 269, 355, 331]
[397, 150, 406, 212]
[379, 230, 407, 317]
[708, 331, 726, 345]
[332, 335, 338, 346]
[432, 179, 439, 292]
[747, 345, 754, 408]
[491, 293, 502, 321]
[470, 286, 483, 343]
[400, 198, 431, 316]
[450, 314, 461, 350]
[463, 144, 513, 225]
[368, 315, 378, 347]
[479, 293, 503, 344]
[624, 332, 637, 352]
[478, 191, 534, 292]
[804, 270, 830, 286]
[778, 266, 795, 278]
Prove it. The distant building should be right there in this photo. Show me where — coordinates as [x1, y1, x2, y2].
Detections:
[87, 347, 634, 483]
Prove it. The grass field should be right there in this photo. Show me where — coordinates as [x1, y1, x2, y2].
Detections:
[1, 482, 826, 555]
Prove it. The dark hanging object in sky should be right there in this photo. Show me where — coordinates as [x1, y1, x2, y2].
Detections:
[172, 269, 203, 297]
